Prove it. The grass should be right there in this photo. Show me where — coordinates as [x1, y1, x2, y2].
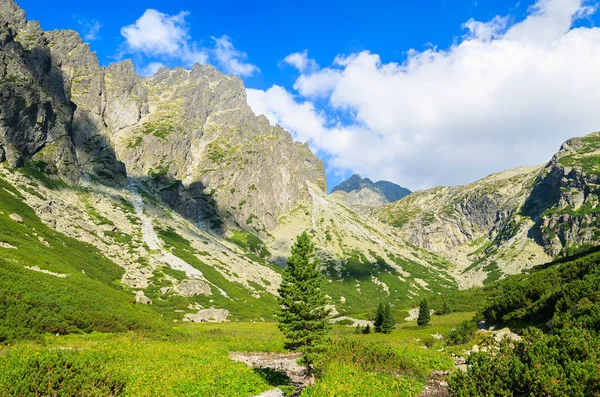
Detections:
[0, 313, 474, 397]
[0, 172, 167, 343]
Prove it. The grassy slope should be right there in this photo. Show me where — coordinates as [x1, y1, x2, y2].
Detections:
[0, 170, 167, 342]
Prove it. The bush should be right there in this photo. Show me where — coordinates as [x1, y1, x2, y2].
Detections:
[449, 327, 600, 396]
[0, 349, 126, 396]
[445, 320, 478, 346]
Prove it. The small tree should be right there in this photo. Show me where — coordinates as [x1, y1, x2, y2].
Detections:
[439, 301, 451, 315]
[277, 232, 330, 372]
[382, 303, 395, 334]
[374, 302, 385, 333]
[354, 324, 363, 334]
[362, 324, 371, 334]
[417, 299, 431, 327]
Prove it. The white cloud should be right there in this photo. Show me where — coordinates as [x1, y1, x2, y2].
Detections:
[247, 0, 600, 190]
[75, 18, 102, 41]
[283, 50, 318, 72]
[120, 9, 208, 66]
[212, 36, 259, 76]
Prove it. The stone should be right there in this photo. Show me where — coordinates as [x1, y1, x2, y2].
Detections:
[159, 287, 172, 294]
[175, 279, 211, 297]
[184, 308, 229, 322]
[135, 290, 152, 305]
[9, 213, 23, 223]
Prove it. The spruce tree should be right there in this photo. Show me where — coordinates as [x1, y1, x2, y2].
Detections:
[417, 299, 431, 327]
[362, 324, 371, 334]
[374, 302, 385, 333]
[277, 232, 330, 370]
[440, 301, 451, 315]
[382, 303, 395, 334]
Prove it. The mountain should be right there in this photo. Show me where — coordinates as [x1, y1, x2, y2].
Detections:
[331, 174, 411, 207]
[2, 0, 600, 330]
[376, 131, 600, 287]
[0, 0, 455, 327]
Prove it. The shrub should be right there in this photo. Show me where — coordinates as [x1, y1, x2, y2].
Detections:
[0, 349, 126, 396]
[445, 320, 478, 346]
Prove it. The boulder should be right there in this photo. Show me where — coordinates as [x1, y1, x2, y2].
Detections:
[185, 308, 229, 323]
[175, 279, 211, 297]
[9, 213, 23, 223]
[135, 290, 152, 305]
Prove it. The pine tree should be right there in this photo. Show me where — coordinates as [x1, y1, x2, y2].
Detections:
[440, 301, 451, 315]
[362, 324, 371, 334]
[354, 324, 362, 334]
[417, 299, 431, 327]
[374, 302, 385, 333]
[277, 232, 331, 370]
[382, 303, 395, 334]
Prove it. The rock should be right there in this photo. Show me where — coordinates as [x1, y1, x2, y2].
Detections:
[9, 213, 23, 223]
[175, 279, 211, 297]
[185, 308, 229, 322]
[135, 290, 152, 305]
[159, 287, 172, 294]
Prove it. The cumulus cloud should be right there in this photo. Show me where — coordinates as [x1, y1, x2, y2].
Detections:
[119, 10, 258, 77]
[75, 17, 102, 41]
[283, 50, 318, 72]
[120, 9, 208, 66]
[212, 35, 259, 76]
[247, 0, 600, 190]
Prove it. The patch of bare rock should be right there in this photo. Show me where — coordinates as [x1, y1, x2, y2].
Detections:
[184, 308, 229, 323]
[230, 352, 311, 396]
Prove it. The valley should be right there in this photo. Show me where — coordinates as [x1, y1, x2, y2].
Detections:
[1, 0, 600, 395]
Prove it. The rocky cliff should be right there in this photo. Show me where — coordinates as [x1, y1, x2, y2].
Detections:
[0, 0, 325, 236]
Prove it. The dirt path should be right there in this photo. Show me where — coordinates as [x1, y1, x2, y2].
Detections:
[230, 352, 312, 396]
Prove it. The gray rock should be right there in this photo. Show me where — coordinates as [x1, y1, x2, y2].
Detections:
[175, 279, 211, 297]
[9, 213, 23, 223]
[135, 290, 152, 305]
[185, 308, 229, 322]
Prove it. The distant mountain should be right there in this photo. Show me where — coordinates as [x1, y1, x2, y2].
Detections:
[331, 174, 411, 207]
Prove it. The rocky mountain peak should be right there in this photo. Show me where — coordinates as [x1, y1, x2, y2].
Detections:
[331, 174, 411, 208]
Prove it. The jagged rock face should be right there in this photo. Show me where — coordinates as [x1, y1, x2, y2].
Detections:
[0, 0, 125, 184]
[0, 2, 77, 182]
[0, 0, 325, 235]
[522, 132, 600, 256]
[331, 174, 411, 208]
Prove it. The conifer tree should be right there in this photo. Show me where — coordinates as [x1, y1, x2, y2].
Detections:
[362, 324, 371, 334]
[382, 303, 395, 334]
[374, 302, 385, 333]
[277, 232, 330, 370]
[440, 300, 451, 315]
[417, 299, 431, 327]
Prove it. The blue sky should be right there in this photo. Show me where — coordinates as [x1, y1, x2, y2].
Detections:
[18, 0, 600, 191]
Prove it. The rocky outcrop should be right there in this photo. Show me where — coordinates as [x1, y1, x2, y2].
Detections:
[185, 308, 229, 322]
[331, 174, 410, 208]
[175, 279, 211, 297]
[522, 132, 600, 256]
[0, 1, 324, 236]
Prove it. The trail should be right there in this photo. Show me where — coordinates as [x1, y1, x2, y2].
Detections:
[128, 178, 228, 297]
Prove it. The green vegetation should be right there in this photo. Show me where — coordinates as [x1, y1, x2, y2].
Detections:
[417, 299, 431, 326]
[448, 248, 600, 396]
[226, 229, 271, 260]
[0, 174, 167, 344]
[374, 303, 395, 334]
[277, 232, 331, 369]
[155, 226, 278, 320]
